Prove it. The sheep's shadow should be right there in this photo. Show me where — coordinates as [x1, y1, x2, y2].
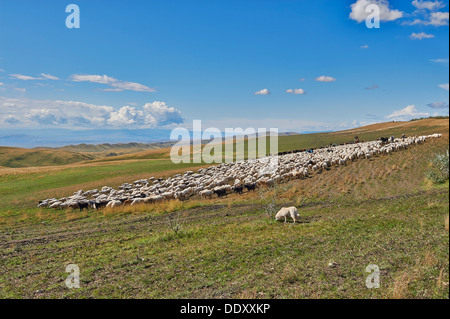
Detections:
[276, 219, 310, 224]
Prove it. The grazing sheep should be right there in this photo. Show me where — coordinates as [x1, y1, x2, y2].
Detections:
[199, 189, 213, 199]
[244, 183, 257, 192]
[106, 200, 122, 208]
[145, 195, 163, 204]
[233, 184, 244, 194]
[122, 199, 133, 206]
[78, 200, 90, 211]
[131, 198, 146, 206]
[49, 201, 63, 209]
[90, 200, 108, 210]
[40, 133, 442, 210]
[275, 207, 300, 223]
[213, 188, 228, 198]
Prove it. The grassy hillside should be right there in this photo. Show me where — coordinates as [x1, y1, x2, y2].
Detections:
[52, 141, 177, 153]
[0, 147, 96, 168]
[277, 118, 447, 153]
[0, 118, 448, 299]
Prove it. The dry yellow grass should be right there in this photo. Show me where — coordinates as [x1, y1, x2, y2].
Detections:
[437, 268, 446, 290]
[99, 198, 207, 217]
[387, 250, 443, 299]
[390, 272, 411, 299]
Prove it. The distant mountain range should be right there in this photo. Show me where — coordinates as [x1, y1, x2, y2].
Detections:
[0, 128, 302, 149]
[0, 128, 174, 148]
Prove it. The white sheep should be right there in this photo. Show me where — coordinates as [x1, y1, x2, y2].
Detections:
[40, 133, 442, 209]
[199, 189, 213, 199]
[106, 200, 122, 208]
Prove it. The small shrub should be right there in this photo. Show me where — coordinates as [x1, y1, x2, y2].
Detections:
[258, 183, 290, 218]
[426, 149, 449, 184]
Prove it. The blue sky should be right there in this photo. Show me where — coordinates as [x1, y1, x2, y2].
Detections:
[0, 0, 448, 136]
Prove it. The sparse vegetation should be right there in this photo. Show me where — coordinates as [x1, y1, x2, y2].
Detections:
[258, 183, 291, 219]
[427, 149, 449, 184]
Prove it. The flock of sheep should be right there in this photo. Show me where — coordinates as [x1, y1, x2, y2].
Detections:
[38, 133, 443, 211]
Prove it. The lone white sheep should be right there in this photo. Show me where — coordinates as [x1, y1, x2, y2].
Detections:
[275, 206, 300, 223]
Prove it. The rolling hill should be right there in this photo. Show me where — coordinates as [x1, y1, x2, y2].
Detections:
[0, 147, 96, 168]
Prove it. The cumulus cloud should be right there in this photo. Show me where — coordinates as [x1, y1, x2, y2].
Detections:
[349, 0, 404, 23]
[0, 82, 4, 86]
[1, 115, 21, 125]
[0, 96, 183, 128]
[143, 101, 184, 125]
[406, 11, 449, 26]
[410, 32, 435, 39]
[315, 75, 336, 82]
[361, 45, 369, 49]
[438, 83, 449, 91]
[71, 74, 156, 92]
[412, 0, 445, 11]
[428, 11, 450, 25]
[286, 88, 306, 95]
[27, 109, 69, 125]
[427, 102, 449, 109]
[386, 104, 430, 120]
[254, 89, 271, 95]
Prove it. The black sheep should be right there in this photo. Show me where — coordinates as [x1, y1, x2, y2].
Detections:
[213, 188, 228, 197]
[233, 185, 244, 194]
[244, 183, 257, 192]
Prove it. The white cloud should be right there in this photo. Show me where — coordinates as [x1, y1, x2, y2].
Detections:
[14, 88, 26, 93]
[406, 11, 449, 25]
[0, 96, 183, 128]
[427, 102, 449, 109]
[438, 83, 449, 91]
[299, 78, 306, 81]
[430, 58, 449, 65]
[1, 114, 21, 125]
[10, 74, 40, 80]
[286, 88, 306, 95]
[0, 69, 4, 72]
[71, 74, 156, 92]
[0, 82, 4, 86]
[315, 75, 336, 82]
[386, 104, 430, 120]
[429, 11, 450, 25]
[143, 101, 183, 125]
[254, 89, 271, 95]
[365, 84, 380, 90]
[410, 32, 435, 39]
[9, 73, 59, 81]
[100, 88, 124, 92]
[40, 73, 59, 80]
[412, 0, 445, 11]
[361, 45, 369, 49]
[349, 0, 404, 23]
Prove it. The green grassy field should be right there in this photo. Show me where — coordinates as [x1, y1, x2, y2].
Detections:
[0, 118, 448, 299]
[0, 147, 96, 168]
